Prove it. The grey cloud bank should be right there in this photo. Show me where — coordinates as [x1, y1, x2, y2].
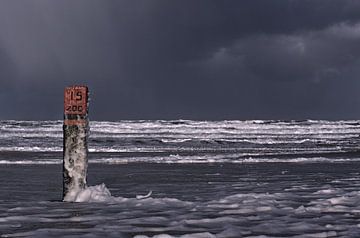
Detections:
[0, 0, 360, 120]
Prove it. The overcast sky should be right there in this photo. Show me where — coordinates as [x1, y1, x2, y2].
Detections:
[1, 0, 360, 120]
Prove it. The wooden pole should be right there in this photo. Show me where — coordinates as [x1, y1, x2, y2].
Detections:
[63, 86, 89, 201]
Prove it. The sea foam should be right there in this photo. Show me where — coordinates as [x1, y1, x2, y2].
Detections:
[66, 183, 155, 203]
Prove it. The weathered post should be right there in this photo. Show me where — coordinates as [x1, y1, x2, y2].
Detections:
[63, 86, 89, 201]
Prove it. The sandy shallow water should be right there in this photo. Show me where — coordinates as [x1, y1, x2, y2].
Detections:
[1, 162, 360, 237]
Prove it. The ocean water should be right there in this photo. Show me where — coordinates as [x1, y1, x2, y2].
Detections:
[1, 120, 360, 237]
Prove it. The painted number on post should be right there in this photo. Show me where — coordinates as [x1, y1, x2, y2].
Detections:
[64, 86, 87, 115]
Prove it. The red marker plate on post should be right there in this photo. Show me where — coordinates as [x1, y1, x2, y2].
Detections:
[64, 86, 88, 115]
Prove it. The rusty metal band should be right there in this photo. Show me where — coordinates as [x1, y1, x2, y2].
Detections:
[64, 114, 87, 120]
[64, 119, 87, 126]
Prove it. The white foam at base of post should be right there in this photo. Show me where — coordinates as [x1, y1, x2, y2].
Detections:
[69, 183, 120, 203]
[65, 183, 153, 203]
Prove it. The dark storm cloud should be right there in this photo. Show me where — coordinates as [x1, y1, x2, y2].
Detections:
[205, 22, 360, 83]
[0, 0, 360, 120]
[0, 48, 16, 92]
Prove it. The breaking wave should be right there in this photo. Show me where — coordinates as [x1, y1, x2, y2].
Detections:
[0, 119, 360, 163]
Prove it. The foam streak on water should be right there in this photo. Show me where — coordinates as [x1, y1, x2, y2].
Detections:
[1, 120, 360, 237]
[1, 163, 360, 237]
[0, 120, 359, 163]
